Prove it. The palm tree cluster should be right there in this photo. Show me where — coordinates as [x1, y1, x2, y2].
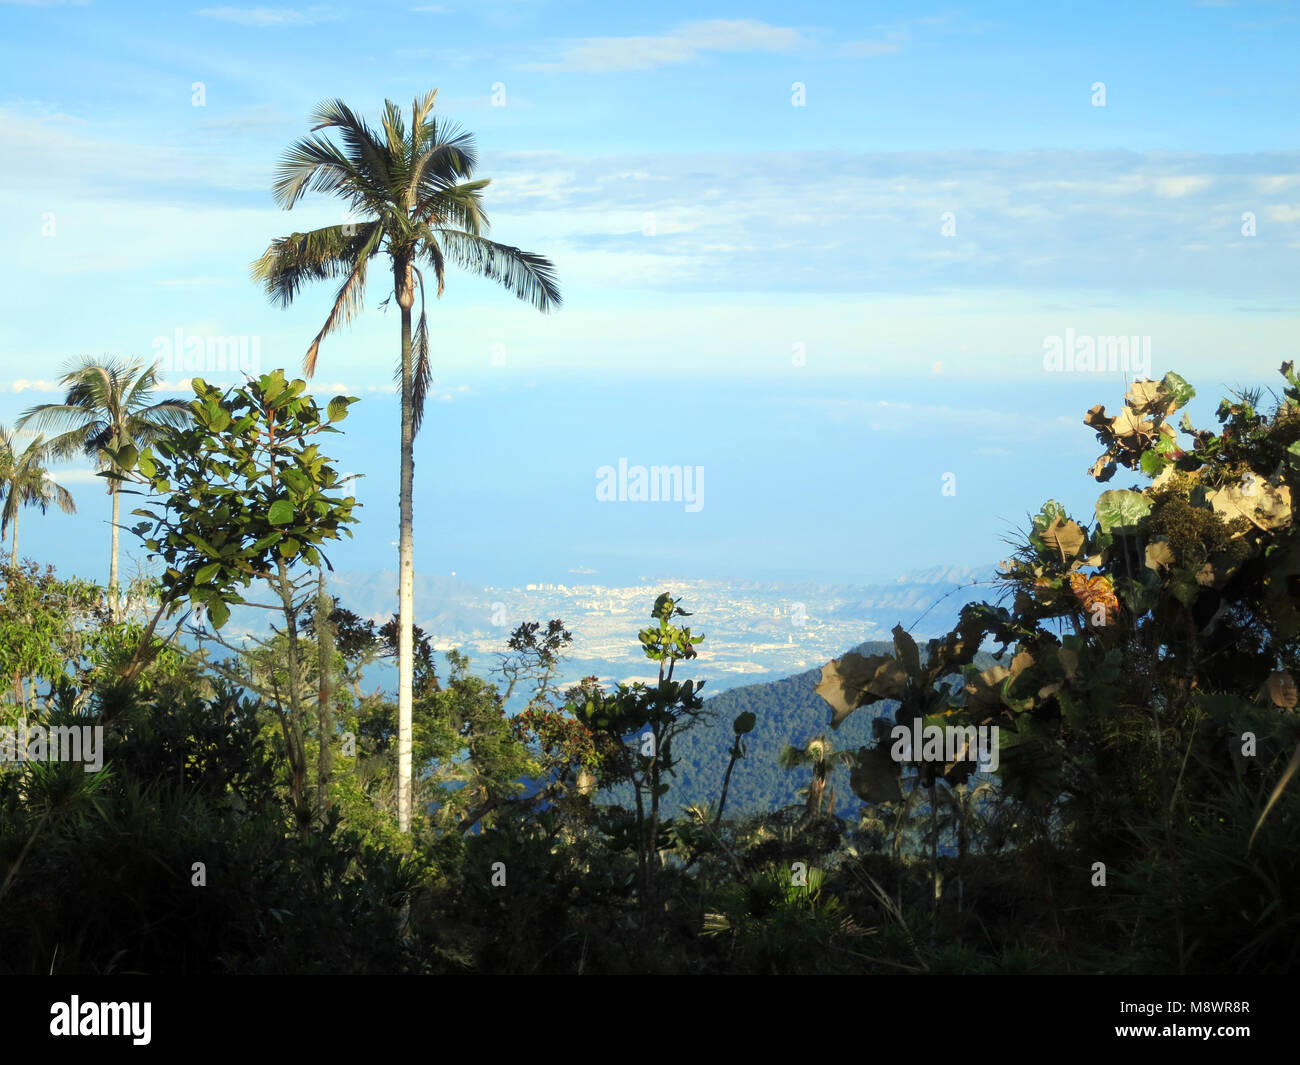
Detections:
[13, 357, 191, 619]
[5, 90, 559, 837]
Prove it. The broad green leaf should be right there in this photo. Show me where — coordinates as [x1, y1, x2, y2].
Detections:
[279, 468, 311, 495]
[267, 499, 294, 525]
[206, 598, 231, 629]
[194, 562, 222, 585]
[1095, 489, 1151, 533]
[1160, 371, 1195, 410]
[1139, 449, 1167, 477]
[183, 532, 219, 559]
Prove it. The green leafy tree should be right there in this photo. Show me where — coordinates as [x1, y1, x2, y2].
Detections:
[251, 90, 561, 833]
[0, 562, 103, 710]
[112, 370, 359, 825]
[0, 428, 75, 567]
[17, 358, 191, 619]
[568, 593, 711, 913]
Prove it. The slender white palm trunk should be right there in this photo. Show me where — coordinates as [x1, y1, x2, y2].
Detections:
[397, 261, 415, 832]
[109, 484, 121, 621]
[9, 511, 17, 568]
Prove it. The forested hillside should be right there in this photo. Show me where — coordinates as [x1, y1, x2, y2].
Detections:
[664, 642, 1001, 818]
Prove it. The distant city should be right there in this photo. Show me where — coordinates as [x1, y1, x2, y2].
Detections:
[311, 564, 1004, 701]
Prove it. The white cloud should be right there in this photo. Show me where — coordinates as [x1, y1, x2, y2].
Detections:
[0, 107, 272, 197]
[10, 379, 60, 392]
[198, 103, 292, 133]
[195, 6, 335, 26]
[1255, 175, 1300, 194]
[520, 19, 807, 72]
[1151, 176, 1213, 198]
[49, 467, 105, 485]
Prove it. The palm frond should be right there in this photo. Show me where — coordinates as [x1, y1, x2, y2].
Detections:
[271, 133, 375, 210]
[49, 480, 76, 515]
[420, 234, 447, 297]
[411, 88, 439, 132]
[410, 270, 432, 436]
[127, 400, 193, 442]
[408, 128, 479, 211]
[302, 225, 385, 376]
[380, 98, 409, 169]
[434, 229, 561, 312]
[416, 178, 490, 235]
[251, 223, 382, 307]
[310, 97, 394, 199]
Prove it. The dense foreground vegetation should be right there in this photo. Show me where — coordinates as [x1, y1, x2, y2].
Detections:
[1, 365, 1298, 974]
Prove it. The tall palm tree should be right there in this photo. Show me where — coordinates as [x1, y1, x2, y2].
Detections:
[0, 427, 76, 567]
[250, 90, 561, 832]
[17, 357, 192, 618]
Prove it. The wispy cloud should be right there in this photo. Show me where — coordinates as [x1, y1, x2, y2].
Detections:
[519, 19, 808, 72]
[47, 467, 104, 485]
[198, 102, 292, 133]
[481, 147, 1299, 297]
[0, 107, 273, 199]
[195, 6, 336, 26]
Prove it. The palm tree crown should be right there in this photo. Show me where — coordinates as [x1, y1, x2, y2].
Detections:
[0, 426, 77, 567]
[17, 357, 192, 614]
[251, 90, 561, 430]
[17, 356, 191, 468]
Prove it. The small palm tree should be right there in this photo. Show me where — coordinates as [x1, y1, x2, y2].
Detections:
[17, 357, 191, 618]
[251, 90, 561, 832]
[0, 427, 76, 567]
[780, 734, 852, 820]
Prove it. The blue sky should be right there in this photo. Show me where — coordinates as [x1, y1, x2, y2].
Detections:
[1, 1, 1297, 593]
